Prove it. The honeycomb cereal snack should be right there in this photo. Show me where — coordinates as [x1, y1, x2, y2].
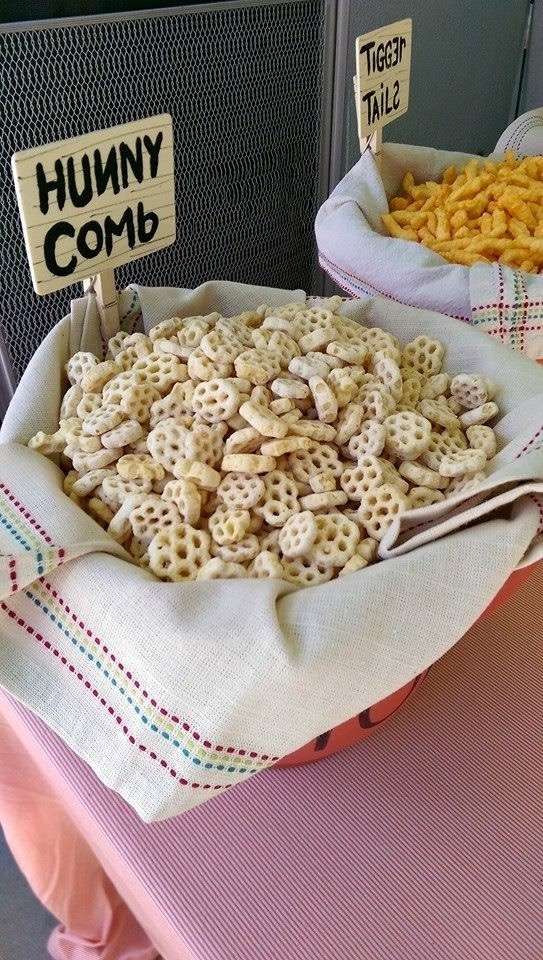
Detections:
[29, 299, 505, 586]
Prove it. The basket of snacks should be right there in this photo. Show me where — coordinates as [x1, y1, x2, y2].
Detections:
[1, 282, 543, 821]
[316, 144, 543, 360]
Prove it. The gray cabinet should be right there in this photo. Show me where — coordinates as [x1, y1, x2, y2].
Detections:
[332, 0, 531, 185]
[0, 0, 535, 407]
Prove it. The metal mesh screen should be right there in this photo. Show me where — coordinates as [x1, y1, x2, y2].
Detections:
[0, 0, 329, 388]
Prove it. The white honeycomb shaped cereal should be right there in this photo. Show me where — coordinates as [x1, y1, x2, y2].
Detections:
[148, 523, 211, 581]
[150, 382, 195, 428]
[162, 478, 202, 525]
[327, 368, 358, 407]
[248, 551, 285, 580]
[359, 484, 408, 541]
[60, 384, 84, 420]
[408, 487, 446, 509]
[239, 400, 289, 438]
[129, 495, 181, 547]
[290, 420, 337, 443]
[340, 456, 384, 500]
[100, 474, 153, 511]
[288, 443, 342, 483]
[348, 420, 386, 460]
[450, 374, 495, 410]
[421, 373, 450, 400]
[438, 449, 487, 478]
[309, 471, 336, 493]
[326, 339, 367, 365]
[256, 470, 300, 526]
[192, 378, 240, 423]
[421, 431, 468, 472]
[117, 453, 165, 483]
[81, 360, 119, 394]
[359, 385, 396, 422]
[278, 510, 318, 557]
[218, 472, 265, 510]
[188, 348, 233, 381]
[120, 382, 161, 423]
[184, 423, 226, 467]
[131, 352, 186, 395]
[403, 336, 444, 376]
[308, 512, 360, 569]
[459, 402, 499, 428]
[235, 348, 281, 385]
[299, 490, 347, 511]
[66, 351, 99, 386]
[221, 453, 276, 474]
[209, 506, 251, 544]
[211, 534, 260, 563]
[82, 404, 124, 437]
[146, 418, 188, 473]
[200, 329, 243, 364]
[282, 555, 332, 587]
[466, 425, 497, 459]
[197, 558, 247, 580]
[308, 376, 338, 423]
[384, 411, 432, 461]
[419, 398, 460, 433]
[373, 354, 403, 401]
[398, 461, 449, 490]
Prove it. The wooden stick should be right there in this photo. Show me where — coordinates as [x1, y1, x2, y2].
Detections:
[353, 76, 363, 153]
[368, 128, 383, 156]
[83, 269, 119, 339]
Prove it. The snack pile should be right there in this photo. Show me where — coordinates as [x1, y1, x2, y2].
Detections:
[29, 303, 500, 585]
[383, 151, 543, 272]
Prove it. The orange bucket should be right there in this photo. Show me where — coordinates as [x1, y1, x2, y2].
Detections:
[276, 564, 537, 768]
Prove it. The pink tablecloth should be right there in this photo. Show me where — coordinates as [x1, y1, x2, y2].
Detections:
[1, 566, 543, 960]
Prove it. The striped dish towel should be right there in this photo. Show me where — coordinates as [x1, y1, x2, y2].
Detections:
[470, 262, 543, 362]
[1, 284, 543, 821]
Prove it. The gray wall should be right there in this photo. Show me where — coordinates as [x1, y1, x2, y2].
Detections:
[337, 0, 530, 180]
[521, 0, 543, 111]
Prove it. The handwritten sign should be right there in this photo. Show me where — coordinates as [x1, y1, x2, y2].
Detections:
[355, 19, 412, 142]
[11, 115, 175, 295]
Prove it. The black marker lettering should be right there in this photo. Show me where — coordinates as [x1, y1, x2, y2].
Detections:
[104, 206, 136, 256]
[393, 79, 400, 110]
[77, 220, 103, 259]
[361, 89, 375, 125]
[143, 133, 163, 179]
[377, 40, 392, 71]
[137, 201, 159, 243]
[387, 40, 394, 68]
[36, 159, 66, 215]
[43, 221, 76, 277]
[119, 138, 144, 189]
[94, 145, 120, 197]
[66, 154, 93, 209]
[359, 40, 375, 75]
[359, 32, 407, 79]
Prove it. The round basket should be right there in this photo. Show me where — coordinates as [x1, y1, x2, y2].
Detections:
[276, 565, 537, 768]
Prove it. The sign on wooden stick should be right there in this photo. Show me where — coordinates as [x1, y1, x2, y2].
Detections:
[355, 19, 412, 150]
[11, 115, 176, 302]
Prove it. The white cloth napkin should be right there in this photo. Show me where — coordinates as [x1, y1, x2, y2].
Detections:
[316, 143, 543, 359]
[1, 282, 543, 821]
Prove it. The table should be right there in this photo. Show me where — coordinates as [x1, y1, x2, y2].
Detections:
[1, 567, 542, 960]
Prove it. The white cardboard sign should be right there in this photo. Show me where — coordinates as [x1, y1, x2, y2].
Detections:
[11, 114, 175, 295]
[355, 18, 412, 142]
